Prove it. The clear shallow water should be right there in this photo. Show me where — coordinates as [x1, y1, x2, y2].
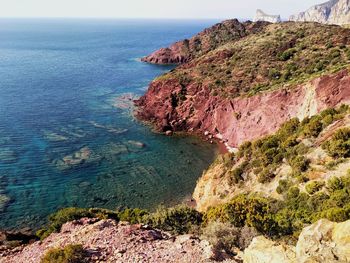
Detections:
[0, 19, 219, 230]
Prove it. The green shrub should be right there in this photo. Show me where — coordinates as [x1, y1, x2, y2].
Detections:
[289, 155, 310, 173]
[302, 117, 323, 137]
[305, 181, 325, 195]
[322, 128, 350, 158]
[278, 48, 297, 61]
[327, 177, 344, 192]
[41, 244, 87, 263]
[118, 208, 148, 224]
[276, 179, 292, 195]
[204, 195, 277, 235]
[257, 169, 275, 184]
[145, 205, 202, 234]
[201, 221, 239, 259]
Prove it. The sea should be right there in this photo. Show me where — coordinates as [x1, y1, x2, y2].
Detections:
[0, 18, 220, 230]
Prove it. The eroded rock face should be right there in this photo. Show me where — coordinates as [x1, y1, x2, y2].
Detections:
[254, 9, 281, 23]
[296, 219, 350, 262]
[141, 19, 269, 65]
[136, 69, 350, 148]
[243, 236, 296, 263]
[290, 0, 350, 25]
[1, 219, 216, 263]
[243, 219, 350, 263]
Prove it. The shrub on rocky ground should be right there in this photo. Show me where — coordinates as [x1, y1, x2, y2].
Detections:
[144, 205, 203, 234]
[305, 181, 325, 195]
[40, 244, 87, 263]
[322, 128, 350, 158]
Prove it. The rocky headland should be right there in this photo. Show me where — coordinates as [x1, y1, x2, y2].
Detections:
[141, 19, 269, 65]
[290, 0, 350, 25]
[136, 22, 350, 148]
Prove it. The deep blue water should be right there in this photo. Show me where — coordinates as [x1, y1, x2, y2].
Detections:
[0, 19, 219, 230]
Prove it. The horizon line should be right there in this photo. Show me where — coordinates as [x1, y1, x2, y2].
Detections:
[0, 16, 253, 21]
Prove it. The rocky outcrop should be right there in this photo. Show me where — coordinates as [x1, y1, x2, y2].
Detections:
[296, 219, 350, 262]
[136, 69, 350, 149]
[1, 218, 216, 263]
[136, 21, 350, 148]
[141, 19, 269, 64]
[243, 236, 296, 263]
[254, 9, 281, 23]
[290, 0, 350, 25]
[243, 219, 350, 263]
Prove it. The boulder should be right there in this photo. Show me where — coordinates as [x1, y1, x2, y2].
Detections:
[296, 219, 350, 262]
[243, 236, 296, 263]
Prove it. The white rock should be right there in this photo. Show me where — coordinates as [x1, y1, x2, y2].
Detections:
[254, 9, 282, 23]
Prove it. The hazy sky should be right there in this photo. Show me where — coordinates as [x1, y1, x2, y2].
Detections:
[0, 0, 326, 19]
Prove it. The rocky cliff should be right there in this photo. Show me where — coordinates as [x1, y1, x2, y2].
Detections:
[136, 22, 350, 148]
[244, 219, 350, 263]
[290, 0, 350, 25]
[254, 9, 281, 23]
[141, 19, 269, 64]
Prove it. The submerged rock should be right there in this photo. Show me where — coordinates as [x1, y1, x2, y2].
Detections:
[54, 147, 101, 170]
[0, 148, 17, 163]
[0, 194, 11, 212]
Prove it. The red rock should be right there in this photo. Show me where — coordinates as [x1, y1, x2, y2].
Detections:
[135, 69, 350, 148]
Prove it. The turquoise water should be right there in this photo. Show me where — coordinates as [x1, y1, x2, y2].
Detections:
[0, 19, 219, 230]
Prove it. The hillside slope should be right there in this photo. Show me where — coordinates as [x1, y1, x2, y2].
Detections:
[136, 22, 350, 147]
[141, 19, 269, 64]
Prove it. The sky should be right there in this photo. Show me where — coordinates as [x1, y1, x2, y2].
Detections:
[0, 0, 327, 19]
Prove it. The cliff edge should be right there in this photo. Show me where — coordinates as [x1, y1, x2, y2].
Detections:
[290, 0, 350, 25]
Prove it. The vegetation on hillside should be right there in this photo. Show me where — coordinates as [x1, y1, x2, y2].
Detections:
[158, 22, 350, 98]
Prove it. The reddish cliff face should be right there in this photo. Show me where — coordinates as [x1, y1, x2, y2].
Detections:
[135, 69, 350, 148]
[141, 19, 269, 65]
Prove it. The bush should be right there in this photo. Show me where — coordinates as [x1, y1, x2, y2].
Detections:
[289, 155, 310, 173]
[278, 48, 297, 61]
[41, 244, 87, 263]
[327, 177, 344, 192]
[302, 117, 323, 137]
[118, 208, 148, 224]
[201, 221, 239, 259]
[276, 179, 292, 195]
[322, 128, 350, 158]
[145, 205, 203, 234]
[204, 195, 276, 235]
[305, 181, 325, 195]
[257, 169, 275, 184]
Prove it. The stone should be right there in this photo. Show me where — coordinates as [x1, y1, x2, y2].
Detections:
[165, 130, 173, 136]
[243, 236, 296, 263]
